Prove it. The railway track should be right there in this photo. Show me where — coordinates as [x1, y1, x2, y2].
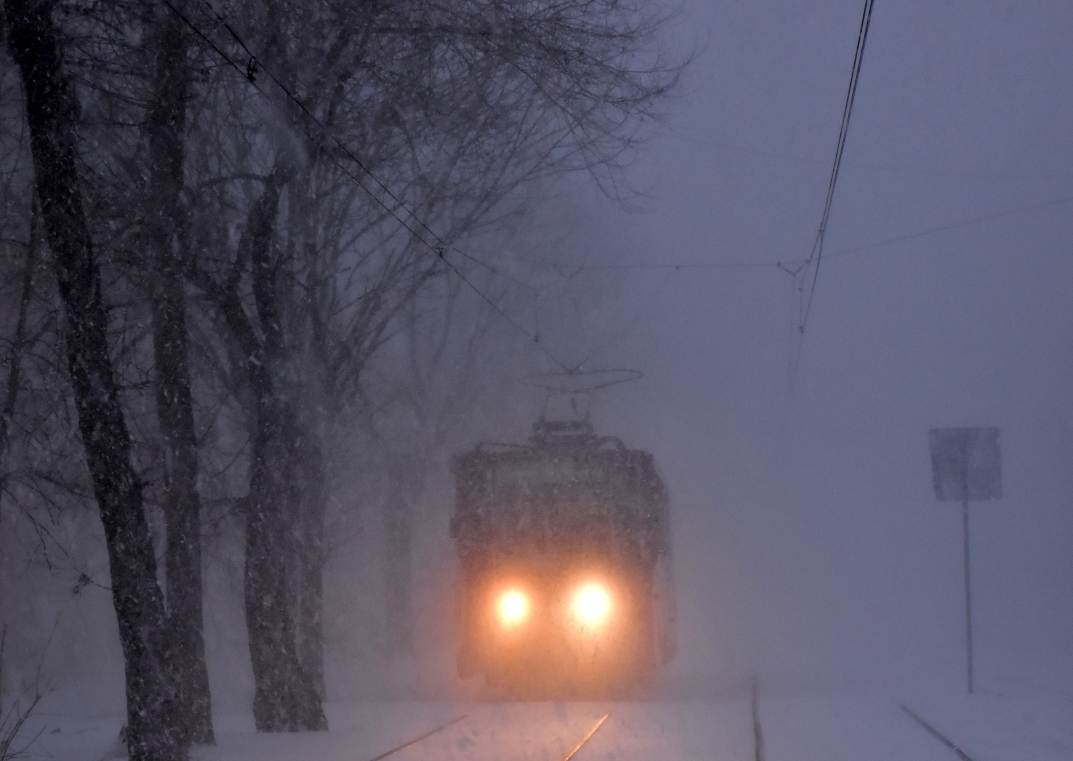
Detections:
[900, 704, 976, 761]
[356, 695, 979, 761]
[363, 715, 468, 761]
[361, 711, 611, 761]
[560, 713, 610, 761]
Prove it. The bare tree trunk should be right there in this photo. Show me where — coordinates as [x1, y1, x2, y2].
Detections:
[293, 432, 326, 699]
[143, 1, 213, 745]
[244, 401, 326, 730]
[211, 173, 326, 731]
[287, 171, 327, 700]
[0, 202, 38, 494]
[246, 400, 326, 730]
[383, 454, 418, 657]
[5, 2, 188, 759]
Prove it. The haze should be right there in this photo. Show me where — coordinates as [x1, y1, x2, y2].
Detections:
[1, 1, 1070, 759]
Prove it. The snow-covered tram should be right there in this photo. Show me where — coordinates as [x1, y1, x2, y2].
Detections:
[450, 417, 675, 696]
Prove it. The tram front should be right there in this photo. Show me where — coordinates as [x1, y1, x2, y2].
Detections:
[451, 418, 674, 697]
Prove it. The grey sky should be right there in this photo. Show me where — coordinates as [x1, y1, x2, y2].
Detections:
[512, 0, 1073, 694]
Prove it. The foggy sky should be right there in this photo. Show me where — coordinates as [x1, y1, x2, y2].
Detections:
[513, 0, 1073, 696]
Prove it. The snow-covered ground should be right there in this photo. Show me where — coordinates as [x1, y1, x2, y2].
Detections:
[17, 688, 1072, 761]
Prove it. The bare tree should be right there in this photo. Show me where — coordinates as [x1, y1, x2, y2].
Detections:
[3, 1, 218, 746]
[2, 0, 684, 739]
[367, 272, 509, 657]
[0, 89, 102, 609]
[5, 1, 187, 758]
[0, 203, 37, 498]
[0, 629, 46, 761]
[185, 166, 330, 731]
[167, 0, 683, 726]
[142, 2, 213, 743]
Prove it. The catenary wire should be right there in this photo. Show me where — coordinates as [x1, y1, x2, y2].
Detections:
[797, 0, 876, 335]
[572, 266, 678, 369]
[671, 130, 1073, 182]
[167, 2, 1068, 375]
[514, 190, 1073, 377]
[506, 190, 1073, 281]
[784, 0, 875, 390]
[818, 194, 1073, 261]
[548, 192, 1073, 273]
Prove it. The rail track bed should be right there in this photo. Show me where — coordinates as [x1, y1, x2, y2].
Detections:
[21, 689, 1070, 761]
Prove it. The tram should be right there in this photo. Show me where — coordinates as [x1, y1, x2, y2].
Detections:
[451, 417, 675, 696]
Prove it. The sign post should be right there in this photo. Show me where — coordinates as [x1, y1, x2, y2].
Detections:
[927, 427, 1001, 695]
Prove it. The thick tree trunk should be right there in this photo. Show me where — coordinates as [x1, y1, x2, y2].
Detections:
[5, 2, 188, 759]
[144, 2, 213, 745]
[286, 172, 328, 698]
[245, 402, 325, 731]
[293, 433, 327, 699]
[215, 174, 326, 731]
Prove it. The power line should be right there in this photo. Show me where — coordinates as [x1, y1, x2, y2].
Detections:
[564, 193, 1073, 272]
[162, 0, 569, 370]
[796, 0, 876, 336]
[822, 194, 1073, 261]
[573, 261, 774, 270]
[671, 131, 1073, 183]
[512, 192, 1073, 371]
[167, 1, 1069, 380]
[573, 267, 678, 369]
[782, 0, 875, 390]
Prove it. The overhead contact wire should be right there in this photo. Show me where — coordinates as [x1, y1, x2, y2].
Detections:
[783, 0, 875, 391]
[800, 0, 876, 336]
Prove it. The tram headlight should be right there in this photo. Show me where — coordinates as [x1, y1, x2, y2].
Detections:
[496, 588, 529, 627]
[571, 583, 611, 626]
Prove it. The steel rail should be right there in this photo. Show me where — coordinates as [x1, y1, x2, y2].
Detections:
[559, 713, 610, 761]
[751, 677, 765, 761]
[900, 704, 974, 761]
[362, 715, 467, 761]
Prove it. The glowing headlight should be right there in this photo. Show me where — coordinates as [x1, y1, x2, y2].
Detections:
[572, 583, 611, 625]
[497, 589, 529, 626]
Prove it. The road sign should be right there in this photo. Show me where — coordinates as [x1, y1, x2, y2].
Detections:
[927, 426, 1002, 695]
[928, 427, 1001, 501]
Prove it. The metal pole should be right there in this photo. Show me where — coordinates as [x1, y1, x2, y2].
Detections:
[962, 497, 974, 694]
